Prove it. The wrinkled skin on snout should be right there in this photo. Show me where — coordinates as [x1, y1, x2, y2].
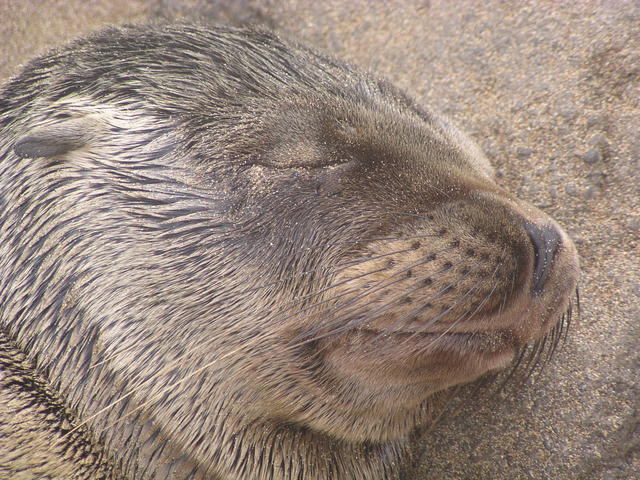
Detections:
[0, 24, 579, 480]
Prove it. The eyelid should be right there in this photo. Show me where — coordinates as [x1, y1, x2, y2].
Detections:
[257, 140, 352, 169]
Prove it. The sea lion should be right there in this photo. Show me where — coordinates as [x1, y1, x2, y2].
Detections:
[0, 23, 579, 480]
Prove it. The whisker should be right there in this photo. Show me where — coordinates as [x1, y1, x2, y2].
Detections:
[521, 339, 545, 382]
[346, 258, 471, 334]
[423, 384, 463, 432]
[91, 243, 419, 370]
[545, 323, 562, 364]
[325, 232, 440, 248]
[90, 326, 290, 438]
[89, 246, 423, 420]
[237, 244, 418, 298]
[288, 273, 417, 347]
[495, 345, 528, 395]
[292, 258, 471, 348]
[90, 262, 384, 372]
[386, 211, 437, 220]
[289, 251, 463, 347]
[414, 267, 487, 333]
[412, 247, 506, 352]
[66, 328, 279, 438]
[84, 242, 432, 423]
[371, 262, 481, 343]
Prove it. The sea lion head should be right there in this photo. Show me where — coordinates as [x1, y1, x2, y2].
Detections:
[0, 24, 579, 480]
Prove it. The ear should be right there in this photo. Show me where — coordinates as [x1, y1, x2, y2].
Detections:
[14, 116, 99, 159]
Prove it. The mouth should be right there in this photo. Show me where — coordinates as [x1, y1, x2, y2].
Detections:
[315, 296, 576, 391]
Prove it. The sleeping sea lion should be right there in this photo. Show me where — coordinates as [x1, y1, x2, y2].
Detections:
[0, 24, 579, 480]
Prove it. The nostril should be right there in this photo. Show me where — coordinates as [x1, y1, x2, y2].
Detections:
[523, 221, 562, 295]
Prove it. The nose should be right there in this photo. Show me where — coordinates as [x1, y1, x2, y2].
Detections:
[524, 221, 562, 295]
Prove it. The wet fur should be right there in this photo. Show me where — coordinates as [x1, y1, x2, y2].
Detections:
[0, 24, 579, 480]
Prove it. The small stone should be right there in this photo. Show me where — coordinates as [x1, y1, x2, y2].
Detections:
[583, 148, 603, 164]
[565, 184, 578, 196]
[588, 133, 609, 149]
[556, 99, 578, 122]
[517, 146, 534, 159]
[482, 138, 499, 159]
[583, 185, 600, 199]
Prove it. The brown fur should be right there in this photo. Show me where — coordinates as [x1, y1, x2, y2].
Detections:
[0, 24, 578, 480]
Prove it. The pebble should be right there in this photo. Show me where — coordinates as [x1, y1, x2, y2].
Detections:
[583, 148, 603, 164]
[586, 113, 609, 130]
[482, 138, 499, 159]
[517, 146, 534, 159]
[583, 185, 600, 199]
[556, 99, 578, 122]
[565, 184, 578, 196]
[588, 133, 609, 150]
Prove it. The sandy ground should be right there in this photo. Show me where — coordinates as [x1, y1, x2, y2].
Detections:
[1, 1, 638, 479]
